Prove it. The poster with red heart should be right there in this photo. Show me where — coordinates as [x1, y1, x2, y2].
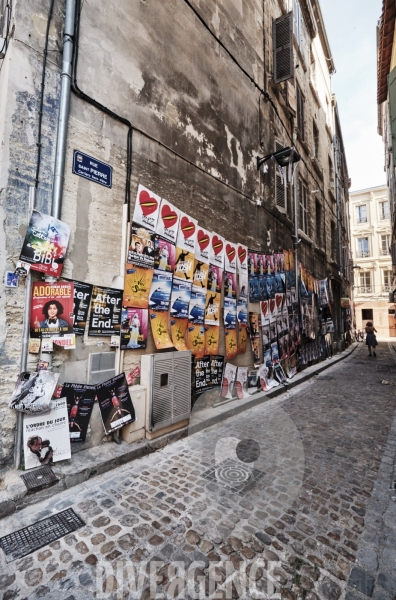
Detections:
[209, 232, 225, 269]
[260, 300, 270, 326]
[156, 199, 181, 243]
[224, 242, 237, 274]
[195, 227, 211, 264]
[237, 244, 248, 274]
[176, 212, 197, 253]
[133, 184, 161, 232]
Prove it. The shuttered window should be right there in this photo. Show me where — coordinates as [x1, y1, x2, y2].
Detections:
[273, 12, 294, 84]
[388, 67, 396, 167]
[275, 141, 287, 213]
[296, 84, 305, 139]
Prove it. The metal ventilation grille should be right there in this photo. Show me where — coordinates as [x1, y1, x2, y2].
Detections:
[152, 356, 173, 426]
[88, 352, 116, 385]
[173, 354, 191, 418]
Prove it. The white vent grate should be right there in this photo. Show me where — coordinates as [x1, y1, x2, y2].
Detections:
[88, 352, 116, 385]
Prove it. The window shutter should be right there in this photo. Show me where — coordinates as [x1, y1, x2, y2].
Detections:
[275, 141, 286, 212]
[273, 12, 294, 84]
[388, 67, 396, 165]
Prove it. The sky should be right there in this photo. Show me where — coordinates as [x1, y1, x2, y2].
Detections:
[320, 0, 385, 192]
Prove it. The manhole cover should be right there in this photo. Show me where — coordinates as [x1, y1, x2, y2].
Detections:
[0, 508, 85, 563]
[20, 466, 59, 493]
[202, 458, 265, 496]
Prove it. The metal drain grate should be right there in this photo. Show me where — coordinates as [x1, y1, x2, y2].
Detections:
[0, 508, 85, 563]
[20, 466, 59, 493]
[202, 458, 265, 496]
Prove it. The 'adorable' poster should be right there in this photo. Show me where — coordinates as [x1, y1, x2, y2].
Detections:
[30, 281, 74, 339]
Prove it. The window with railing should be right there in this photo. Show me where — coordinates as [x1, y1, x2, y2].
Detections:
[383, 270, 392, 292]
[359, 271, 372, 293]
[379, 201, 390, 220]
[357, 237, 370, 258]
[355, 204, 367, 224]
[380, 234, 390, 255]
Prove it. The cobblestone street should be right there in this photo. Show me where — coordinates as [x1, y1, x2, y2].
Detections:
[0, 343, 396, 600]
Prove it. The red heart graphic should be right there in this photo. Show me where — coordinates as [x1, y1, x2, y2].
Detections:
[197, 229, 210, 251]
[270, 299, 275, 313]
[180, 216, 195, 239]
[276, 294, 282, 308]
[226, 244, 236, 263]
[139, 190, 158, 216]
[161, 204, 178, 228]
[238, 246, 246, 263]
[212, 235, 223, 256]
[261, 301, 268, 316]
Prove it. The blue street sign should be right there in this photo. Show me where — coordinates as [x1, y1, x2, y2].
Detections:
[72, 150, 112, 188]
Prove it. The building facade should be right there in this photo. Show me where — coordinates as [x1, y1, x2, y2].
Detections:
[0, 0, 352, 467]
[349, 185, 394, 337]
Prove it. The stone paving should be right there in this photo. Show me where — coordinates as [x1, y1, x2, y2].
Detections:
[0, 343, 395, 599]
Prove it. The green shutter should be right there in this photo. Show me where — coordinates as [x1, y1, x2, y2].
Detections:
[388, 67, 396, 164]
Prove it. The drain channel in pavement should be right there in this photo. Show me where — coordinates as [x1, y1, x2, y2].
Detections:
[0, 508, 85, 563]
[20, 466, 59, 493]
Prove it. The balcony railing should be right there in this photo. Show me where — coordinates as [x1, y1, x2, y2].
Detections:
[356, 217, 367, 224]
[357, 251, 370, 258]
[383, 284, 392, 293]
[381, 248, 391, 256]
[358, 286, 372, 294]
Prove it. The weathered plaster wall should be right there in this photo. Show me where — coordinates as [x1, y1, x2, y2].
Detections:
[0, 0, 351, 465]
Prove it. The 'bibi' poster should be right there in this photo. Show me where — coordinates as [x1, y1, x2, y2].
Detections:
[30, 281, 74, 339]
[120, 308, 148, 350]
[97, 373, 136, 435]
[88, 286, 123, 336]
[61, 383, 96, 443]
[19, 210, 70, 277]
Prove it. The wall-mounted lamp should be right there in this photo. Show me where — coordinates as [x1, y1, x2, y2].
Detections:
[257, 146, 301, 171]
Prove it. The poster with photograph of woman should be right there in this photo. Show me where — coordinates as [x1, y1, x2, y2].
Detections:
[97, 373, 136, 435]
[120, 308, 148, 350]
[224, 271, 237, 299]
[154, 236, 176, 273]
[207, 264, 223, 294]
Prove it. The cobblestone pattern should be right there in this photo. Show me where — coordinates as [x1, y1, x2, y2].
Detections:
[0, 343, 395, 599]
[345, 343, 396, 600]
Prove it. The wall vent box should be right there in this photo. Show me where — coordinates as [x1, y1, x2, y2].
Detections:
[88, 352, 116, 385]
[141, 350, 191, 432]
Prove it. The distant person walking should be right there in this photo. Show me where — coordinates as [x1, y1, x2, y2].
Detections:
[365, 322, 378, 357]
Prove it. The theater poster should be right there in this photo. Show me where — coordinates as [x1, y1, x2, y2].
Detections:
[123, 264, 154, 309]
[120, 308, 148, 350]
[260, 300, 270, 326]
[188, 287, 206, 325]
[248, 250, 257, 277]
[224, 242, 237, 274]
[237, 244, 248, 274]
[62, 278, 93, 336]
[127, 223, 156, 269]
[238, 324, 248, 354]
[225, 328, 238, 360]
[187, 324, 205, 358]
[210, 232, 225, 270]
[148, 271, 173, 311]
[192, 355, 212, 396]
[195, 227, 211, 265]
[176, 212, 197, 253]
[97, 373, 136, 435]
[156, 198, 180, 244]
[192, 259, 209, 290]
[224, 271, 237, 300]
[170, 280, 192, 319]
[236, 367, 249, 399]
[149, 310, 174, 349]
[30, 281, 74, 339]
[224, 298, 237, 329]
[204, 325, 220, 355]
[23, 398, 71, 470]
[210, 355, 225, 387]
[132, 184, 160, 232]
[204, 290, 221, 326]
[174, 247, 195, 283]
[153, 236, 176, 273]
[170, 318, 188, 351]
[221, 362, 237, 399]
[61, 383, 96, 442]
[19, 210, 70, 277]
[88, 286, 122, 336]
[207, 263, 223, 294]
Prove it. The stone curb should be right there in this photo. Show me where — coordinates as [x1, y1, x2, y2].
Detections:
[0, 342, 358, 521]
